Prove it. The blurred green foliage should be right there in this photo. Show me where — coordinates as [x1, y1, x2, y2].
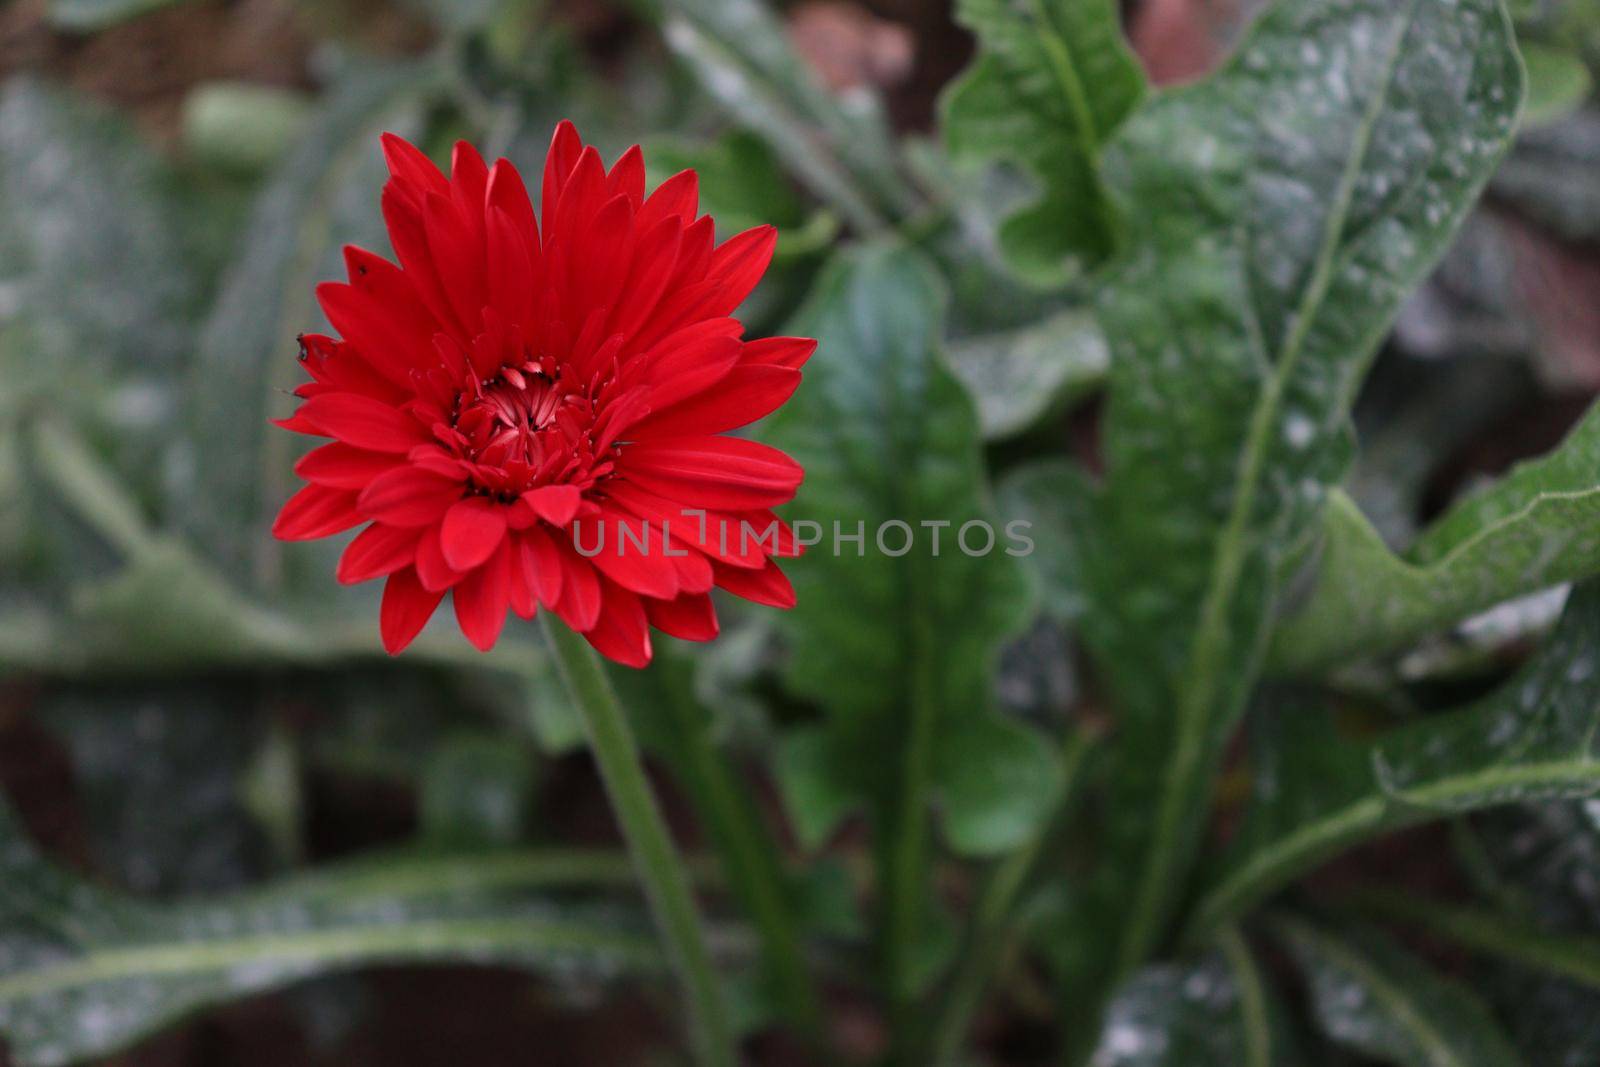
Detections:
[4, 0, 1600, 1064]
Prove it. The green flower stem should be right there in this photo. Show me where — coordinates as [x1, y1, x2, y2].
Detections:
[657, 675, 821, 1035]
[931, 731, 1096, 1067]
[886, 612, 941, 1064]
[541, 617, 738, 1067]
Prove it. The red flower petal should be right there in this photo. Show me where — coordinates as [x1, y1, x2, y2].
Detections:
[645, 592, 719, 642]
[636, 169, 698, 232]
[549, 147, 607, 253]
[508, 533, 540, 619]
[582, 508, 680, 600]
[668, 545, 715, 594]
[297, 393, 429, 454]
[705, 225, 777, 315]
[541, 120, 585, 223]
[415, 524, 466, 591]
[450, 140, 489, 220]
[606, 144, 646, 205]
[631, 365, 800, 439]
[741, 336, 817, 370]
[713, 557, 796, 609]
[337, 523, 420, 584]
[487, 157, 538, 242]
[273, 484, 363, 541]
[583, 579, 652, 668]
[294, 442, 400, 489]
[317, 281, 434, 383]
[601, 480, 766, 568]
[381, 184, 463, 337]
[569, 194, 634, 317]
[622, 324, 743, 409]
[358, 466, 463, 526]
[554, 542, 602, 632]
[440, 496, 508, 571]
[618, 436, 804, 510]
[381, 133, 448, 199]
[272, 412, 323, 436]
[487, 206, 537, 330]
[424, 190, 487, 334]
[299, 331, 407, 399]
[610, 216, 682, 341]
[733, 510, 803, 557]
[453, 537, 513, 651]
[522, 484, 582, 526]
[523, 525, 565, 608]
[381, 567, 445, 654]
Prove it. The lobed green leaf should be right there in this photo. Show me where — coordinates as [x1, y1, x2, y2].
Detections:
[941, 0, 1145, 284]
[1079, 0, 1523, 969]
[0, 798, 660, 1067]
[1189, 580, 1600, 940]
[948, 311, 1109, 441]
[1275, 400, 1600, 673]
[764, 242, 1057, 860]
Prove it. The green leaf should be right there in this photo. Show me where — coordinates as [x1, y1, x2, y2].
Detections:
[648, 0, 909, 232]
[1473, 800, 1600, 932]
[1078, 0, 1523, 969]
[1273, 915, 1524, 1067]
[182, 58, 440, 586]
[1519, 43, 1594, 127]
[930, 729, 1097, 1066]
[1447, 801, 1600, 1063]
[900, 137, 1065, 337]
[0, 418, 566, 730]
[1350, 891, 1600, 993]
[0, 77, 199, 507]
[996, 460, 1096, 624]
[1273, 411, 1600, 670]
[1188, 580, 1600, 941]
[1085, 931, 1291, 1067]
[0, 77, 195, 372]
[0, 798, 660, 1067]
[763, 243, 1056, 1016]
[765, 242, 1056, 858]
[941, 0, 1145, 285]
[948, 310, 1109, 440]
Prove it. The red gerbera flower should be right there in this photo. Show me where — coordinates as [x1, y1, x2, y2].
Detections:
[272, 123, 811, 667]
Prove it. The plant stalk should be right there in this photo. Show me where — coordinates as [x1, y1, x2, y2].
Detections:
[541, 616, 738, 1067]
[656, 672, 822, 1036]
[885, 613, 941, 1064]
[931, 731, 1096, 1067]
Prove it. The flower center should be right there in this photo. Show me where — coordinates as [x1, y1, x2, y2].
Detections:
[457, 367, 556, 462]
[445, 361, 609, 498]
